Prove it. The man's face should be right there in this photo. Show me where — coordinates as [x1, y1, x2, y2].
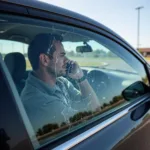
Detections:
[47, 41, 68, 77]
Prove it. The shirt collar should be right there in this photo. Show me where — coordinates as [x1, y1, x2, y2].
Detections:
[27, 71, 60, 94]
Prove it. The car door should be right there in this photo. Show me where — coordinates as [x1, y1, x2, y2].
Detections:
[0, 54, 34, 150]
[1, 1, 150, 150]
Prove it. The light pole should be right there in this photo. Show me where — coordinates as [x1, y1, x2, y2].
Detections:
[135, 6, 144, 50]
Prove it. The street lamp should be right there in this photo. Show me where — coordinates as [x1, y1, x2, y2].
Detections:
[135, 6, 144, 50]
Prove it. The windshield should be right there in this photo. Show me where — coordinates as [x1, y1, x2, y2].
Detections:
[63, 40, 136, 73]
[0, 37, 137, 74]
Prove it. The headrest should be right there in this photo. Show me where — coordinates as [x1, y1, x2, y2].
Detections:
[4, 52, 26, 83]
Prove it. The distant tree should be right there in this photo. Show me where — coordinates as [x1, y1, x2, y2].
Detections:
[69, 111, 92, 123]
[66, 51, 75, 56]
[93, 54, 99, 58]
[110, 101, 114, 105]
[60, 122, 67, 127]
[76, 53, 83, 57]
[103, 103, 109, 108]
[42, 124, 53, 134]
[109, 95, 123, 105]
[51, 123, 59, 130]
[113, 95, 123, 102]
[107, 51, 117, 57]
[93, 49, 101, 57]
[36, 128, 43, 136]
[95, 49, 101, 54]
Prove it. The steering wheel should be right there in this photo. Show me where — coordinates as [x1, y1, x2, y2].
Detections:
[87, 70, 110, 98]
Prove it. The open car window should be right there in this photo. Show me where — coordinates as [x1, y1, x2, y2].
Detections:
[0, 14, 149, 149]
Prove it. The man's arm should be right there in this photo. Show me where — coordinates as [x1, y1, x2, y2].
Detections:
[77, 78, 101, 111]
[67, 60, 101, 111]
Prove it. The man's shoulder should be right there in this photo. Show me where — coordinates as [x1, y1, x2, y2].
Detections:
[21, 72, 46, 99]
[21, 82, 43, 102]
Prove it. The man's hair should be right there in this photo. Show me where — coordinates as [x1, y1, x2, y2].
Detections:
[28, 33, 63, 70]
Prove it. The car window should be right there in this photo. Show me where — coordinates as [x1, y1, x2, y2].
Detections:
[0, 14, 149, 149]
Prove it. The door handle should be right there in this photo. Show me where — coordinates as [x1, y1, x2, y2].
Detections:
[131, 101, 150, 121]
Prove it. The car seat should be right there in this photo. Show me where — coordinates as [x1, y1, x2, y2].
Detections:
[4, 52, 26, 94]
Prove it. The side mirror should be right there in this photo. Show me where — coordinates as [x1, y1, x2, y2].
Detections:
[122, 81, 150, 101]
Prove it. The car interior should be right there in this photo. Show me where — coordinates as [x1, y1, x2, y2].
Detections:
[0, 20, 143, 104]
[0, 22, 109, 96]
[0, 10, 147, 92]
[0, 22, 87, 90]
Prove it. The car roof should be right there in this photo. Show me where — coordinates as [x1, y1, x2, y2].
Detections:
[0, 0, 147, 73]
[3, 0, 118, 37]
[1, 0, 139, 54]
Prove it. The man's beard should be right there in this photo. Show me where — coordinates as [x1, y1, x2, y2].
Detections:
[46, 65, 57, 77]
[46, 64, 65, 77]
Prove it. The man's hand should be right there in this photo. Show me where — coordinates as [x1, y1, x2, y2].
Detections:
[66, 60, 101, 111]
[67, 60, 84, 80]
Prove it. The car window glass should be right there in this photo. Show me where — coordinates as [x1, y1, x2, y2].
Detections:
[0, 14, 149, 148]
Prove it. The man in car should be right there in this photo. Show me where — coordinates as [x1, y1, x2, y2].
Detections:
[21, 33, 100, 131]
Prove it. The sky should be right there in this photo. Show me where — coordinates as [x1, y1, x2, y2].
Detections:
[39, 0, 150, 49]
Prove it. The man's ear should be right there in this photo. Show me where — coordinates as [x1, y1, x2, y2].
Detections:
[39, 54, 49, 66]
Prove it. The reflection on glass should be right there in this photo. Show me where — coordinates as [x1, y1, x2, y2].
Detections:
[35, 94, 125, 143]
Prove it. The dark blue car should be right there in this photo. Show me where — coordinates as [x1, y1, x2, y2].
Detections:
[0, 0, 150, 150]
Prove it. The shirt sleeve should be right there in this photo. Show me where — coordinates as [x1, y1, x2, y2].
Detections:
[62, 78, 81, 101]
[62, 78, 92, 111]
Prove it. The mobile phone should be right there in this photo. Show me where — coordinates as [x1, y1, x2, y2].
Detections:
[66, 62, 73, 74]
